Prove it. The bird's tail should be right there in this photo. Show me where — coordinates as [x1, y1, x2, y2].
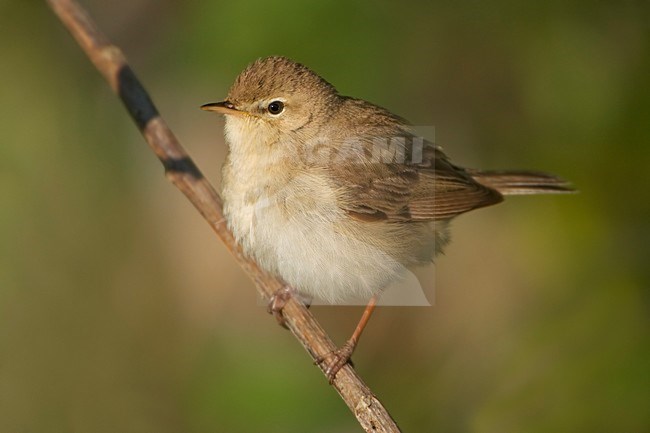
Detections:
[468, 170, 574, 195]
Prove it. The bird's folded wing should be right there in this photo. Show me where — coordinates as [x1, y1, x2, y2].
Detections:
[332, 141, 503, 222]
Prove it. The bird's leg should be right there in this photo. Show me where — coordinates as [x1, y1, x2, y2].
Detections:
[316, 295, 378, 383]
[267, 285, 294, 329]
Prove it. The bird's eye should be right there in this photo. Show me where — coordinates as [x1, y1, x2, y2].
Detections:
[267, 101, 284, 115]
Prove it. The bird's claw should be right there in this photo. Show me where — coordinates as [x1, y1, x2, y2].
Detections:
[267, 286, 293, 329]
[315, 341, 356, 384]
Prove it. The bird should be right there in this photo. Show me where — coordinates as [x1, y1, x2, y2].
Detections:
[201, 56, 572, 382]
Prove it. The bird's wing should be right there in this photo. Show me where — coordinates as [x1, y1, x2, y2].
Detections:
[331, 136, 503, 222]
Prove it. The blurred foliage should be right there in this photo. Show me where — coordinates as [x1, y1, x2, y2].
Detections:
[1, 0, 648, 432]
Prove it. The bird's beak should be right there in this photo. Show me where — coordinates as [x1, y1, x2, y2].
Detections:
[200, 100, 243, 116]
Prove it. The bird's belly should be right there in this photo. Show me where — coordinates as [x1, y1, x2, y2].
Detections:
[231, 204, 409, 303]
[222, 172, 429, 303]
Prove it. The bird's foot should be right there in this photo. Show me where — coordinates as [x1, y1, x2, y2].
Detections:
[315, 340, 356, 384]
[266, 286, 294, 329]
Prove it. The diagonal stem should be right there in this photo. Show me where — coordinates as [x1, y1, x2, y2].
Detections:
[45, 0, 401, 431]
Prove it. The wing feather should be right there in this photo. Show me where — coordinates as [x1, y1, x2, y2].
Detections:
[330, 134, 502, 222]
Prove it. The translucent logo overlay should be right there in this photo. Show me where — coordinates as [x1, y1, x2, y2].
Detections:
[231, 126, 439, 306]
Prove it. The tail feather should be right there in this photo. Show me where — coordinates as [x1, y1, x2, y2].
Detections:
[468, 170, 574, 195]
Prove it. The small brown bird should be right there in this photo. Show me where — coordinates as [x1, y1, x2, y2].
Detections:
[202, 56, 572, 381]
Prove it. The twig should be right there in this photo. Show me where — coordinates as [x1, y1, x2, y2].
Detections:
[45, 0, 401, 431]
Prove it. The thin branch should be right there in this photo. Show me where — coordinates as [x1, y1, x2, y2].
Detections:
[45, 0, 401, 431]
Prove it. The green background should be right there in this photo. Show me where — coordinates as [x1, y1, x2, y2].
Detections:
[1, 1, 648, 432]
